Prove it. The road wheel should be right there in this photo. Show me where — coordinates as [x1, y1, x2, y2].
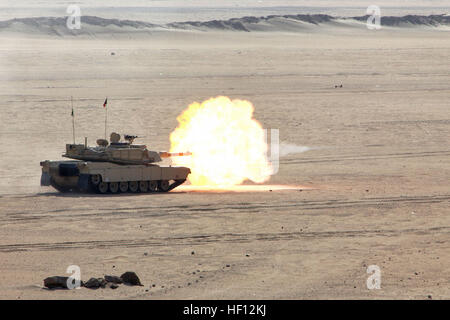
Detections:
[90, 174, 101, 186]
[97, 181, 108, 194]
[148, 181, 157, 192]
[139, 181, 148, 193]
[119, 181, 129, 193]
[129, 181, 139, 193]
[109, 182, 119, 193]
[158, 180, 170, 192]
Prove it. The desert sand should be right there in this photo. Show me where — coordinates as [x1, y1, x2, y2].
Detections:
[0, 19, 449, 299]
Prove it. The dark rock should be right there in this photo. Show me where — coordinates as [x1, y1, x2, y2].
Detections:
[120, 271, 143, 286]
[84, 278, 99, 289]
[104, 275, 123, 284]
[99, 278, 107, 288]
[84, 277, 106, 289]
[84, 278, 100, 289]
[109, 283, 119, 289]
[44, 276, 69, 289]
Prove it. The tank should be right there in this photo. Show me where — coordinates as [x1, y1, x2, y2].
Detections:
[40, 132, 191, 194]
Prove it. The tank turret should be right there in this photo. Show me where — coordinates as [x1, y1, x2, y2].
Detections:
[63, 132, 191, 165]
[63, 132, 163, 165]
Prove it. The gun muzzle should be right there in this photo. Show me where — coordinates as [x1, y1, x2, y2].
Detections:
[159, 151, 192, 158]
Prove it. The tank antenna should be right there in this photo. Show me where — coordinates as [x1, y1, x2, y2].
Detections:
[71, 96, 75, 144]
[103, 97, 108, 139]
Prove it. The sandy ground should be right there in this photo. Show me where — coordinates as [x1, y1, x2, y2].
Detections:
[0, 27, 449, 299]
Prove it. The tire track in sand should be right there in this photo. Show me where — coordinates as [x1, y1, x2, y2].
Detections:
[0, 226, 448, 253]
[4, 194, 450, 223]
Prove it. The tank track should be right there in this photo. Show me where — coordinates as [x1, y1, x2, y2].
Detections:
[87, 177, 186, 194]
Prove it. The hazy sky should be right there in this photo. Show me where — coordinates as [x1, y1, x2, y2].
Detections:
[1, 0, 450, 8]
[1, 0, 448, 22]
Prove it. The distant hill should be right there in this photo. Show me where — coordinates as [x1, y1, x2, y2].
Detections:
[1, 14, 449, 36]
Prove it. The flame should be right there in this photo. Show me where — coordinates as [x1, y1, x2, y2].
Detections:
[169, 96, 273, 186]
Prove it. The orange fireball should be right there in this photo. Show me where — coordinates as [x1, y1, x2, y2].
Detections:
[169, 96, 273, 186]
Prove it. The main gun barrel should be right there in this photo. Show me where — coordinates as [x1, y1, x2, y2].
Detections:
[159, 152, 192, 158]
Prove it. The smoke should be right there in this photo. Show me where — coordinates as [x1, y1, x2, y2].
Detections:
[279, 143, 314, 157]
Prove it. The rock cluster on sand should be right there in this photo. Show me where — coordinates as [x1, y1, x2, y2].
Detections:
[43, 276, 71, 289]
[104, 275, 123, 284]
[84, 277, 107, 289]
[43, 271, 142, 290]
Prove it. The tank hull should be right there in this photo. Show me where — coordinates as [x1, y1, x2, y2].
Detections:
[40, 160, 190, 193]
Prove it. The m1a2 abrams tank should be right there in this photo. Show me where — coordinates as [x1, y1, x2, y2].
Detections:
[40, 132, 191, 194]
